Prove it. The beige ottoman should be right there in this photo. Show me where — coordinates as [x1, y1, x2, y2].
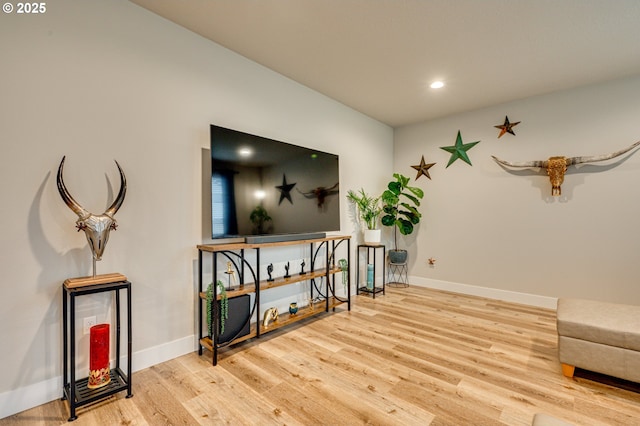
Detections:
[557, 298, 640, 382]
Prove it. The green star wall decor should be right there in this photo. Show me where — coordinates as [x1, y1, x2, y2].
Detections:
[494, 115, 520, 138]
[276, 174, 296, 205]
[440, 131, 480, 167]
[411, 155, 436, 180]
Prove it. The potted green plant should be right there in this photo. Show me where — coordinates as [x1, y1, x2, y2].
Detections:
[249, 205, 272, 234]
[347, 188, 382, 244]
[380, 173, 424, 263]
[206, 280, 228, 335]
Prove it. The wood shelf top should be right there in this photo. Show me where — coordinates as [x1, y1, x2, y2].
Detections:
[64, 273, 128, 289]
[199, 283, 256, 300]
[197, 235, 350, 252]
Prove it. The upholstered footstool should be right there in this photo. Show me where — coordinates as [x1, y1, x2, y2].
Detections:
[556, 298, 640, 383]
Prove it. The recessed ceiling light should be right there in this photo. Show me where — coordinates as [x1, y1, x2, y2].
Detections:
[430, 81, 445, 89]
[238, 147, 253, 157]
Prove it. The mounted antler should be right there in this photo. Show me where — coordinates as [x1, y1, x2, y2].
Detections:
[57, 156, 127, 261]
[492, 140, 640, 196]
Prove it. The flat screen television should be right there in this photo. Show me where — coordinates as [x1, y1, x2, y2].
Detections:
[210, 124, 340, 243]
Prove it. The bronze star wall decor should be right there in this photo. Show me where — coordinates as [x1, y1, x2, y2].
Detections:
[411, 155, 436, 180]
[494, 115, 520, 138]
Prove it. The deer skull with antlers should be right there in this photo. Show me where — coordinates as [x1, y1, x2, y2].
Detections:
[492, 141, 640, 196]
[57, 156, 127, 261]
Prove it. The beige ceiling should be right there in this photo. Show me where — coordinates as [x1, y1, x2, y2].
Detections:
[130, 0, 640, 128]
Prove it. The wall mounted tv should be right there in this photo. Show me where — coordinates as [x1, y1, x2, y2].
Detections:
[210, 124, 340, 243]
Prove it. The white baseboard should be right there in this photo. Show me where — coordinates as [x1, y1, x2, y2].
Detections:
[0, 335, 196, 419]
[0, 375, 63, 420]
[409, 276, 558, 310]
[130, 334, 196, 372]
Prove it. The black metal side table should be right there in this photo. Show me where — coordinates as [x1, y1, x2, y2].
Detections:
[356, 244, 385, 298]
[62, 276, 132, 421]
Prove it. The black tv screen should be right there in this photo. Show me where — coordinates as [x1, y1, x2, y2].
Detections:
[210, 125, 340, 241]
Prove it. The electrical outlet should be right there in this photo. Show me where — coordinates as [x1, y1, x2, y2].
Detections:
[83, 316, 97, 335]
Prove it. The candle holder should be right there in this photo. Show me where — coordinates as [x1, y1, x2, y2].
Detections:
[88, 324, 111, 389]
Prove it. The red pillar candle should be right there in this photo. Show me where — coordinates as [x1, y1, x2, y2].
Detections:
[88, 323, 111, 389]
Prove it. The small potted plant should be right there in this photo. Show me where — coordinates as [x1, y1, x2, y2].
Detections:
[346, 188, 382, 244]
[380, 173, 424, 263]
[249, 205, 272, 234]
[206, 280, 228, 335]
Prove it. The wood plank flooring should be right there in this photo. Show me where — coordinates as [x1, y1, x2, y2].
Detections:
[4, 286, 640, 425]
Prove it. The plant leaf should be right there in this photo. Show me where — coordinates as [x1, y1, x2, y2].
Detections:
[407, 186, 424, 199]
[387, 181, 401, 195]
[400, 193, 420, 207]
[395, 173, 410, 187]
[381, 214, 396, 226]
[382, 190, 399, 205]
[398, 219, 414, 235]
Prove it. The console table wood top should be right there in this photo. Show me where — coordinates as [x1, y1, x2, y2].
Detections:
[197, 235, 351, 252]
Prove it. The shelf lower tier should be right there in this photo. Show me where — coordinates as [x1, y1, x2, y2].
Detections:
[357, 286, 384, 295]
[199, 323, 259, 351]
[259, 297, 345, 334]
[199, 297, 347, 355]
[63, 367, 130, 408]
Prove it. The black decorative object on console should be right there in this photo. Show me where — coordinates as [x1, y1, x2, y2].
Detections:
[218, 295, 251, 344]
[267, 263, 274, 282]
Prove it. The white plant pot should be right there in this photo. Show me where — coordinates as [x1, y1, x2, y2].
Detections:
[364, 229, 381, 245]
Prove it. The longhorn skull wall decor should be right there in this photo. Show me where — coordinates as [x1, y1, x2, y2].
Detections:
[297, 182, 339, 207]
[57, 156, 127, 275]
[491, 140, 640, 196]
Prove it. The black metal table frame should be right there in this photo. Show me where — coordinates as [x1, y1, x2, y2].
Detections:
[356, 244, 385, 298]
[62, 280, 133, 421]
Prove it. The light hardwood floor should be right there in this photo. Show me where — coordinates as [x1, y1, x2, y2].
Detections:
[4, 286, 640, 425]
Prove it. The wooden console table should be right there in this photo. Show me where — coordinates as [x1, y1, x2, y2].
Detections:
[197, 235, 350, 365]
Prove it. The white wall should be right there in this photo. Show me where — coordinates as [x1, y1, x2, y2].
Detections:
[0, 0, 393, 417]
[394, 75, 640, 307]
